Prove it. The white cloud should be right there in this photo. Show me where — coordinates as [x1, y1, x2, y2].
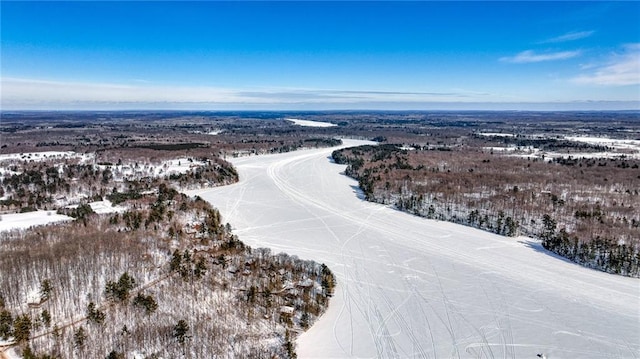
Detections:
[539, 31, 595, 44]
[2, 76, 636, 111]
[500, 50, 582, 63]
[0, 78, 245, 104]
[0, 77, 489, 109]
[572, 44, 640, 86]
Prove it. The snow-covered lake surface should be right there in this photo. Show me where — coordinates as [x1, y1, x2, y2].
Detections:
[285, 118, 337, 127]
[189, 139, 640, 359]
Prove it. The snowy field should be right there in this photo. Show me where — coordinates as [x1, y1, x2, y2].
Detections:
[65, 200, 126, 214]
[285, 118, 338, 127]
[0, 211, 72, 232]
[478, 132, 516, 138]
[0, 151, 93, 163]
[191, 140, 639, 358]
[483, 135, 640, 160]
[565, 136, 640, 152]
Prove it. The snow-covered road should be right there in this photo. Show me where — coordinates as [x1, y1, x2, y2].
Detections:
[191, 139, 640, 359]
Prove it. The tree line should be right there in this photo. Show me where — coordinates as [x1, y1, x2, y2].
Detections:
[333, 144, 639, 277]
[1, 181, 335, 358]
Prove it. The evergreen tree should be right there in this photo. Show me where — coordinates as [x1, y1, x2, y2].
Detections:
[40, 279, 53, 302]
[173, 320, 189, 345]
[321, 264, 335, 297]
[73, 326, 86, 348]
[194, 257, 207, 279]
[41, 309, 51, 328]
[0, 309, 12, 340]
[169, 250, 182, 272]
[106, 272, 136, 302]
[21, 346, 37, 359]
[284, 329, 297, 359]
[132, 293, 158, 315]
[13, 313, 32, 343]
[87, 302, 106, 324]
[106, 350, 124, 359]
[541, 214, 557, 247]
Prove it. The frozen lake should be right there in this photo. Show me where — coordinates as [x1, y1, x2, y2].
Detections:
[191, 139, 640, 359]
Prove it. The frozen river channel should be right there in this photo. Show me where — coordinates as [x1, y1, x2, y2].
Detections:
[191, 139, 640, 359]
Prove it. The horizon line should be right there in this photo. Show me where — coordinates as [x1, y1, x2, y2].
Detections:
[2, 108, 639, 113]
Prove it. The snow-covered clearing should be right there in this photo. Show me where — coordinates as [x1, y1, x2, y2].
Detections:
[0, 211, 73, 232]
[0, 151, 93, 163]
[478, 132, 516, 137]
[189, 140, 639, 358]
[0, 151, 94, 181]
[565, 136, 640, 151]
[482, 135, 640, 160]
[88, 200, 126, 214]
[66, 200, 126, 214]
[285, 118, 337, 128]
[96, 157, 204, 178]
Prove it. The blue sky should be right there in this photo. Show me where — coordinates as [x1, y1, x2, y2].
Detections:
[2, 1, 639, 110]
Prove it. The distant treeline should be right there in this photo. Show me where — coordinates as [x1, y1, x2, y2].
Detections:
[333, 144, 640, 277]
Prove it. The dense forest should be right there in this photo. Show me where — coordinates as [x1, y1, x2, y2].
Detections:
[0, 154, 238, 213]
[0, 119, 341, 358]
[0, 188, 335, 358]
[333, 144, 640, 277]
[1, 111, 639, 358]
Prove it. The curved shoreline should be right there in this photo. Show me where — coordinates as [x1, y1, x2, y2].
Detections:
[192, 140, 639, 358]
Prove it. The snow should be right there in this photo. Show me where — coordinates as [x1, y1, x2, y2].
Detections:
[0, 168, 21, 178]
[96, 157, 205, 179]
[154, 158, 198, 176]
[131, 351, 159, 359]
[565, 136, 640, 150]
[66, 200, 126, 214]
[0, 339, 15, 347]
[25, 287, 41, 306]
[0, 211, 73, 232]
[1, 347, 20, 359]
[88, 200, 126, 214]
[285, 118, 337, 128]
[478, 132, 516, 137]
[485, 146, 519, 152]
[0, 151, 93, 163]
[280, 306, 295, 314]
[0, 151, 94, 180]
[547, 151, 639, 159]
[482, 135, 640, 160]
[189, 139, 640, 359]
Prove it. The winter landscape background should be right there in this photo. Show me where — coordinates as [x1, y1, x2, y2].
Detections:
[192, 138, 640, 358]
[2, 1, 639, 358]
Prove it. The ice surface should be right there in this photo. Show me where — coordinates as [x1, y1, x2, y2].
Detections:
[188, 139, 640, 359]
[285, 118, 337, 128]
